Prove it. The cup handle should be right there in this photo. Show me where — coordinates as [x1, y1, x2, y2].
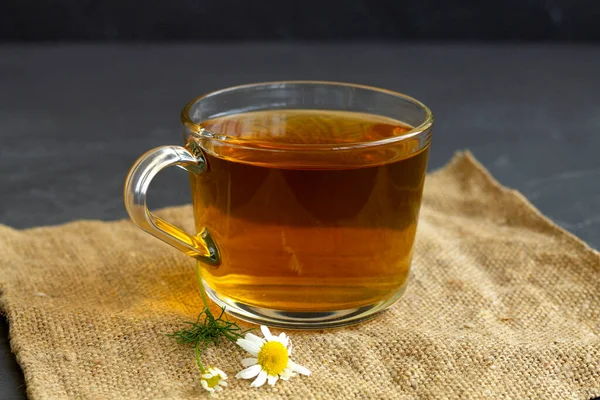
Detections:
[124, 145, 220, 265]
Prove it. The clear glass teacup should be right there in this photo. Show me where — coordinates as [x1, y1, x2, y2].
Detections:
[124, 81, 433, 328]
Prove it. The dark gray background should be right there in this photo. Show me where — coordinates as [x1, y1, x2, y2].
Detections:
[1, 43, 600, 398]
[1, 0, 600, 41]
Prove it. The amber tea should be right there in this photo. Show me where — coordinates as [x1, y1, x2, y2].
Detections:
[189, 109, 429, 312]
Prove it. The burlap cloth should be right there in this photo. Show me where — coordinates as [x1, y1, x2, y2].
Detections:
[1, 152, 599, 399]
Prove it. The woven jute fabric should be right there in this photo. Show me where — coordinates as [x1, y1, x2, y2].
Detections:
[1, 152, 599, 399]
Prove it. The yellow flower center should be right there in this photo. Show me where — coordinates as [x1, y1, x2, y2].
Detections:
[204, 375, 221, 388]
[257, 341, 289, 376]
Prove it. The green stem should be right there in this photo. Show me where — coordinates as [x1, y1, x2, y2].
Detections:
[195, 341, 206, 373]
[195, 261, 210, 310]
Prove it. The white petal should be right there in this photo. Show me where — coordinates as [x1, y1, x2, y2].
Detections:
[269, 337, 284, 346]
[245, 333, 266, 346]
[267, 374, 279, 386]
[219, 381, 228, 387]
[242, 357, 258, 367]
[280, 368, 296, 380]
[214, 386, 223, 392]
[236, 338, 261, 356]
[289, 360, 311, 376]
[212, 367, 227, 378]
[201, 373, 212, 379]
[267, 333, 289, 347]
[251, 371, 268, 387]
[260, 325, 273, 340]
[278, 332, 289, 347]
[201, 380, 209, 390]
[236, 364, 262, 379]
[279, 372, 294, 381]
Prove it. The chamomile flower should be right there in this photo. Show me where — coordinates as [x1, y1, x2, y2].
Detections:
[200, 366, 228, 393]
[235, 325, 311, 387]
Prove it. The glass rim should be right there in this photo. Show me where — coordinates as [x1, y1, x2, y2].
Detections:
[180, 80, 434, 151]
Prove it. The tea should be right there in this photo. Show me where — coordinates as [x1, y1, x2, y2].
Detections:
[189, 109, 429, 312]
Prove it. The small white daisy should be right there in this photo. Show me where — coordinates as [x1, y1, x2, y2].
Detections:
[200, 366, 228, 393]
[235, 325, 310, 388]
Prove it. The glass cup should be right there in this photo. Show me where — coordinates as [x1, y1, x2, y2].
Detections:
[124, 81, 433, 328]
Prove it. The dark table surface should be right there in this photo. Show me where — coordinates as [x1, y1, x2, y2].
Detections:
[1, 43, 599, 399]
